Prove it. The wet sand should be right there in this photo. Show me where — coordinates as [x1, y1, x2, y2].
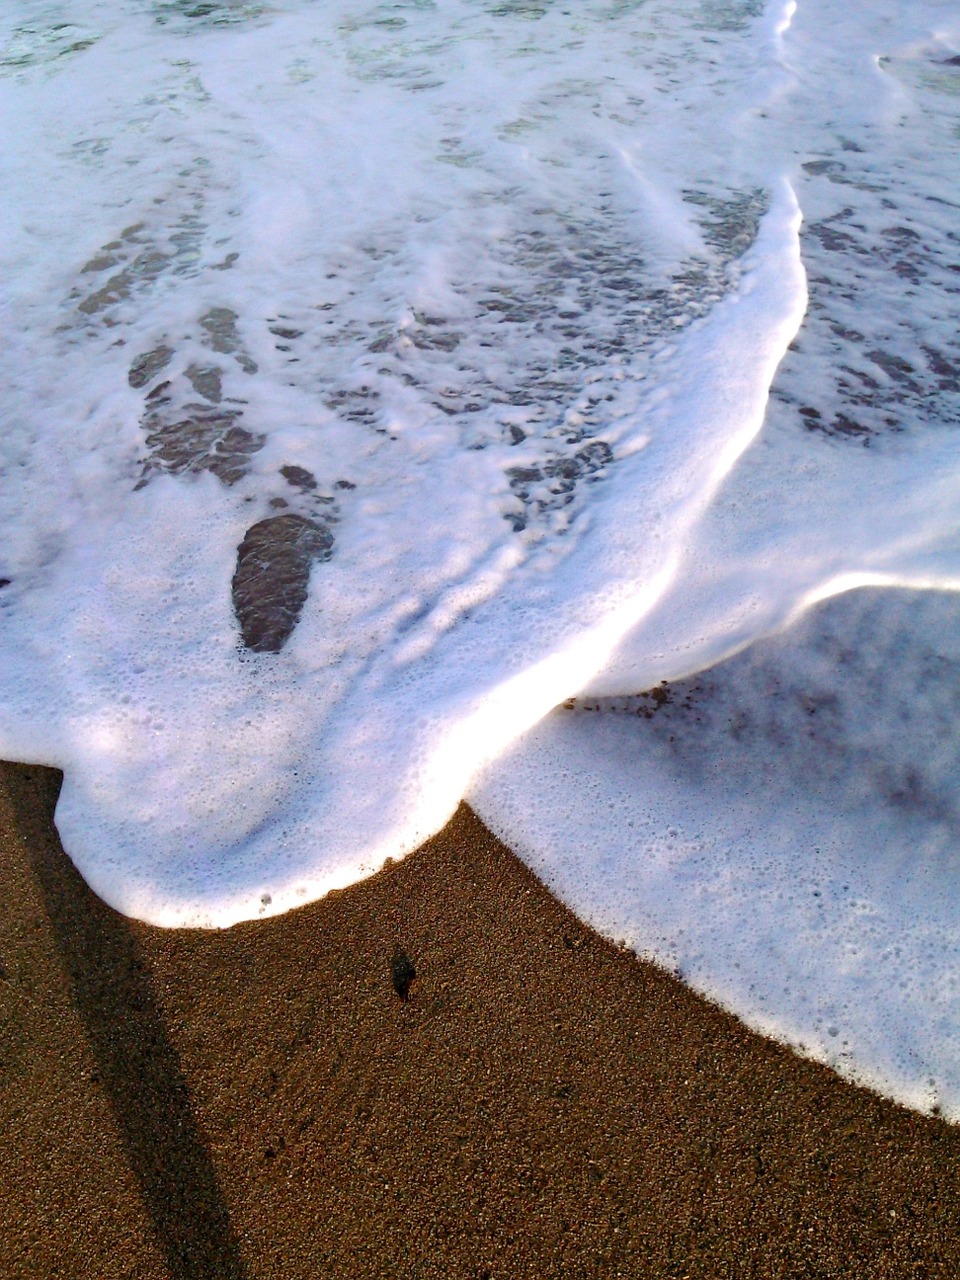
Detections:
[0, 759, 957, 1278]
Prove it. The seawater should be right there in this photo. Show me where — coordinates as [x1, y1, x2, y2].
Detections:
[1, 0, 958, 1117]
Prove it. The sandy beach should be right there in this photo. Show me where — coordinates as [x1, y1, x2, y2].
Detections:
[1, 758, 957, 1279]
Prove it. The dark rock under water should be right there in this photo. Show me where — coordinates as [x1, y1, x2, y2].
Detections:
[231, 514, 334, 652]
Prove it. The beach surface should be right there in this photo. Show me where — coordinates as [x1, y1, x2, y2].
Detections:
[1, 758, 957, 1279]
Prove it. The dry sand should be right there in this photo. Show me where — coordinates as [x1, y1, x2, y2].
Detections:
[0, 759, 957, 1279]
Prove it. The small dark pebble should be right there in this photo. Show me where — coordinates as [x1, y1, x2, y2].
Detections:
[390, 945, 417, 1000]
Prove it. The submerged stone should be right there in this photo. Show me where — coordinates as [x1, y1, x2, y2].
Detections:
[128, 345, 174, 389]
[140, 410, 264, 487]
[231, 514, 334, 652]
[280, 464, 318, 491]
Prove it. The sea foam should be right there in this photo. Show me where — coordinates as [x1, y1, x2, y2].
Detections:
[1, 0, 958, 1117]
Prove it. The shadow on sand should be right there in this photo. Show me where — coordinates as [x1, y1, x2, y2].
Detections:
[14, 766, 246, 1280]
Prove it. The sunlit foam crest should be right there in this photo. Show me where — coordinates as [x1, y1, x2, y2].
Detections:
[773, 0, 798, 44]
[420, 567, 678, 822]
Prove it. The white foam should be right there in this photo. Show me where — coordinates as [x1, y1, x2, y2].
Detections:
[1, 0, 959, 1117]
[0, 0, 805, 924]
[473, 0, 960, 1120]
[471, 586, 960, 1121]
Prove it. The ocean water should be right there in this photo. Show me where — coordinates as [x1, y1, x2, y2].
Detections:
[1, 0, 958, 1116]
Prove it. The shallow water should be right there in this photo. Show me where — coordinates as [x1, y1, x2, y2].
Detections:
[1, 0, 958, 1116]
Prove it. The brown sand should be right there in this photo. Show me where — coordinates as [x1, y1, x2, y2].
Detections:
[0, 760, 957, 1279]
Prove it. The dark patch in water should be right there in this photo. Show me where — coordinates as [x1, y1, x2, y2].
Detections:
[775, 166, 960, 442]
[71, 209, 209, 322]
[280, 464, 318, 492]
[139, 407, 265, 488]
[153, 1, 265, 27]
[505, 440, 612, 530]
[184, 363, 224, 403]
[200, 307, 258, 374]
[284, 184, 761, 536]
[78, 249, 171, 315]
[683, 188, 767, 260]
[232, 514, 334, 652]
[128, 345, 174, 389]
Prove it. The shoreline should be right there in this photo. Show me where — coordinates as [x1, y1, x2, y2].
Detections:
[1, 759, 957, 1278]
